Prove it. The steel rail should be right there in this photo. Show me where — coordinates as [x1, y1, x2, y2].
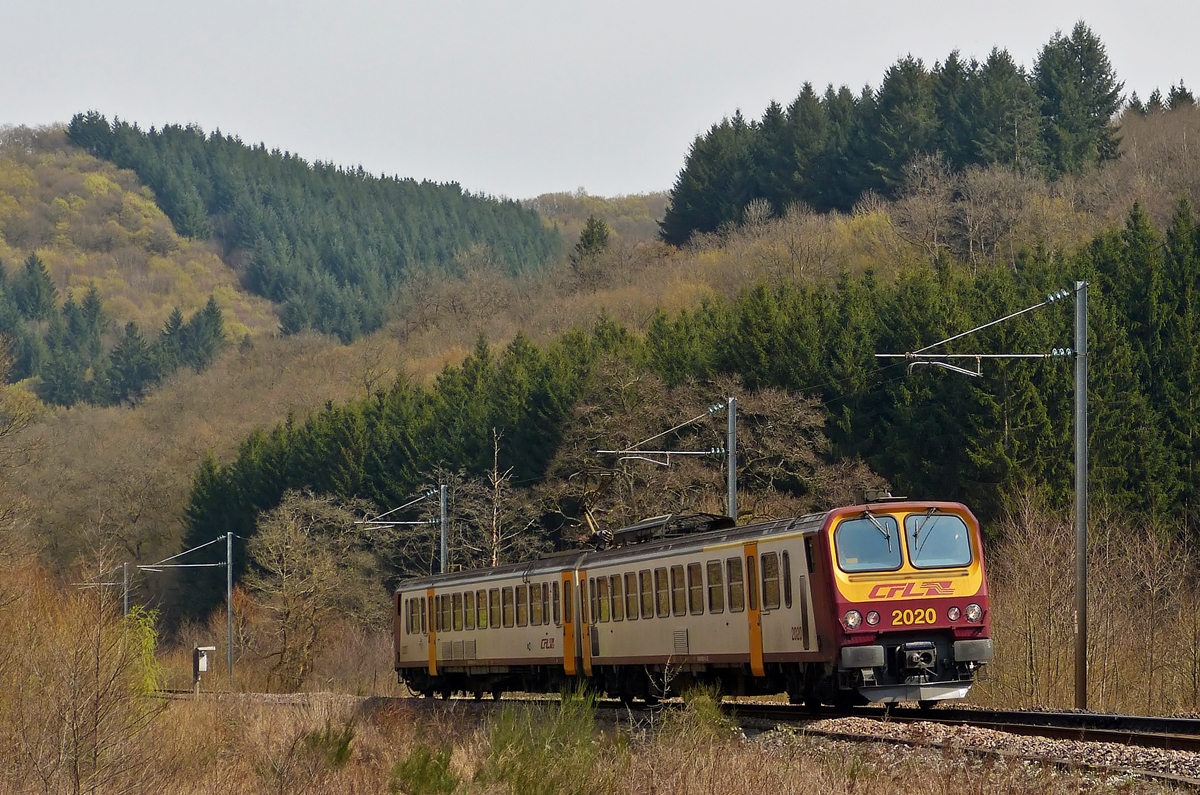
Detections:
[728, 703, 1200, 753]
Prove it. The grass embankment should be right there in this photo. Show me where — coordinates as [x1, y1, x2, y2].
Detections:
[52, 690, 1158, 794]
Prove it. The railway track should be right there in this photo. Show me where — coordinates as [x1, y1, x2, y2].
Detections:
[720, 702, 1200, 789]
[730, 703, 1200, 753]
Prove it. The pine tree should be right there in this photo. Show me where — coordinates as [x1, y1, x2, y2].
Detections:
[1033, 22, 1123, 174]
[109, 322, 158, 405]
[13, 254, 57, 322]
[973, 48, 1047, 170]
[872, 56, 938, 194]
[931, 51, 980, 169]
[570, 216, 611, 265]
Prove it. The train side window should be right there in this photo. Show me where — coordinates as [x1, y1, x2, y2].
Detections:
[670, 565, 686, 616]
[542, 583, 550, 625]
[804, 537, 816, 573]
[706, 560, 724, 614]
[502, 587, 514, 627]
[761, 552, 781, 611]
[465, 592, 476, 630]
[746, 555, 759, 611]
[597, 576, 610, 622]
[588, 578, 597, 623]
[624, 572, 639, 621]
[402, 599, 409, 635]
[553, 581, 561, 626]
[414, 599, 422, 634]
[727, 558, 745, 613]
[433, 596, 440, 631]
[782, 551, 793, 609]
[640, 570, 654, 619]
[452, 593, 463, 631]
[610, 575, 624, 621]
[563, 580, 573, 623]
[442, 595, 452, 632]
[489, 589, 501, 629]
[654, 568, 670, 618]
[531, 583, 543, 626]
[516, 585, 528, 627]
[477, 590, 488, 629]
[686, 563, 704, 615]
[421, 597, 427, 634]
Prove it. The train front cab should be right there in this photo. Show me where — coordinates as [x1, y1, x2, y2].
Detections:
[825, 501, 993, 704]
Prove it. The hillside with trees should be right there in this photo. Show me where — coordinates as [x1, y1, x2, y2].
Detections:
[660, 23, 1137, 244]
[5, 22, 1200, 712]
[0, 126, 280, 406]
[66, 113, 564, 342]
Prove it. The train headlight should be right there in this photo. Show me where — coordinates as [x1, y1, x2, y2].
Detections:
[843, 610, 862, 630]
[947, 606, 961, 621]
[965, 603, 982, 623]
[866, 611, 880, 626]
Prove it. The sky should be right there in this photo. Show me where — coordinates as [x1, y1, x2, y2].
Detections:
[3, 1, 1198, 199]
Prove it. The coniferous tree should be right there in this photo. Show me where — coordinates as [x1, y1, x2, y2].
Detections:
[1033, 22, 1123, 174]
[571, 216, 611, 264]
[181, 297, 226, 371]
[973, 48, 1047, 170]
[109, 322, 158, 405]
[13, 254, 57, 322]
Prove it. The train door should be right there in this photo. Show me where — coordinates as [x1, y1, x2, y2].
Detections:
[561, 570, 578, 676]
[426, 587, 437, 676]
[744, 542, 765, 677]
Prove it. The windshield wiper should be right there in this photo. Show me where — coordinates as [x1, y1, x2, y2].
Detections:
[862, 509, 892, 552]
[912, 507, 939, 559]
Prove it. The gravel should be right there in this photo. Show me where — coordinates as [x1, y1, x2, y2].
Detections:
[750, 714, 1200, 788]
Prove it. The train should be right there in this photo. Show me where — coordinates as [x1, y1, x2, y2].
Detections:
[393, 498, 992, 707]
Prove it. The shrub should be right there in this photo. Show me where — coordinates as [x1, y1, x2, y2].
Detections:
[389, 744, 459, 795]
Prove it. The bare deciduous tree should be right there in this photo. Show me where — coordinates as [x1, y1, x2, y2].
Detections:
[245, 491, 380, 692]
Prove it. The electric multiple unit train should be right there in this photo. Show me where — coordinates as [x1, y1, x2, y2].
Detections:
[393, 500, 992, 706]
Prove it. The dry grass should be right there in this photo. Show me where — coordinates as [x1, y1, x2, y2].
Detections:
[4, 691, 1160, 794]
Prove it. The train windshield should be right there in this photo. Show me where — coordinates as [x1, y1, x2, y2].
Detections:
[905, 513, 972, 569]
[835, 515, 901, 572]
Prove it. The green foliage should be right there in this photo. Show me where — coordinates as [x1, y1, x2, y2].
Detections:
[182, 327, 607, 614]
[1033, 22, 1123, 174]
[663, 686, 736, 745]
[571, 215, 611, 266]
[302, 720, 355, 770]
[124, 605, 165, 696]
[661, 24, 1122, 243]
[476, 688, 606, 795]
[0, 262, 226, 407]
[67, 112, 563, 342]
[389, 745, 459, 795]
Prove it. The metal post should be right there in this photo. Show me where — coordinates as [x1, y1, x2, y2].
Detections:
[226, 532, 234, 686]
[439, 484, 448, 574]
[1074, 281, 1089, 710]
[122, 562, 129, 616]
[727, 396, 737, 522]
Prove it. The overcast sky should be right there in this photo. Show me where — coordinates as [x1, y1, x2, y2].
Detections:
[3, 2, 1197, 199]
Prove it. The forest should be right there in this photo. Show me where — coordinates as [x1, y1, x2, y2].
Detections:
[0, 251, 228, 406]
[3, 22, 1200, 741]
[181, 199, 1200, 609]
[65, 112, 564, 342]
[660, 22, 1191, 244]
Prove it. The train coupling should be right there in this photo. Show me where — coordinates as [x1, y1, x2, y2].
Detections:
[898, 641, 936, 672]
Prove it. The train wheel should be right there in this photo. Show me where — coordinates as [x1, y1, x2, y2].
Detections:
[918, 700, 937, 711]
[492, 687, 503, 701]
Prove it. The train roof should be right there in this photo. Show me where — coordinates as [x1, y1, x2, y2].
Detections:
[393, 500, 973, 594]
